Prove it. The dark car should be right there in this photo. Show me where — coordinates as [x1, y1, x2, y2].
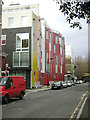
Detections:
[51, 81, 63, 90]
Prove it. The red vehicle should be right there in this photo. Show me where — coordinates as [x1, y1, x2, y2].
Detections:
[0, 76, 26, 104]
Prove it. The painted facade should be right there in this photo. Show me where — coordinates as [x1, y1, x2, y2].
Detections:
[40, 19, 65, 85]
[2, 4, 65, 87]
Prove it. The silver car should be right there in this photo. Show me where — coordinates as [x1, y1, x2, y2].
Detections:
[62, 81, 68, 88]
[66, 81, 72, 87]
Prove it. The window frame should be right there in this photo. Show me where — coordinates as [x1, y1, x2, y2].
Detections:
[16, 33, 29, 51]
[8, 17, 14, 27]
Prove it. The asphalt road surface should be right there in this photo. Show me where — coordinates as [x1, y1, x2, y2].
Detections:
[1, 82, 88, 119]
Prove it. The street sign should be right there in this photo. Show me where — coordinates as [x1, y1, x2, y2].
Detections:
[46, 73, 50, 75]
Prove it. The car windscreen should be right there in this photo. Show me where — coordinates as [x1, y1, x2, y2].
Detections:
[0, 77, 8, 86]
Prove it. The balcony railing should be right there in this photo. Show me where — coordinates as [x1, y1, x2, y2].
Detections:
[13, 51, 29, 67]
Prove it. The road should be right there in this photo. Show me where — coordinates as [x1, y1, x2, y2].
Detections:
[1, 83, 88, 119]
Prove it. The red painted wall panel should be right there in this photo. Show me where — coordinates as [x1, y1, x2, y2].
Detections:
[40, 26, 65, 85]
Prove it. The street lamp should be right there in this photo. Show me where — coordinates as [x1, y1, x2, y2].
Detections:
[72, 65, 76, 81]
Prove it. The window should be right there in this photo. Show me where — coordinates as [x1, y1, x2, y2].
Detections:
[55, 36, 58, 44]
[6, 77, 13, 88]
[46, 52, 49, 72]
[55, 55, 58, 73]
[61, 57, 63, 65]
[54, 45, 56, 53]
[8, 17, 13, 27]
[16, 33, 29, 51]
[59, 36, 61, 45]
[56, 65, 58, 73]
[13, 52, 29, 67]
[60, 46, 62, 56]
[22, 39, 28, 48]
[1, 35, 6, 45]
[49, 42, 51, 52]
[49, 51, 51, 61]
[61, 65, 62, 73]
[13, 52, 19, 66]
[63, 48, 65, 57]
[55, 55, 58, 65]
[46, 30, 48, 40]
[21, 16, 28, 26]
[20, 52, 29, 66]
[50, 32, 51, 42]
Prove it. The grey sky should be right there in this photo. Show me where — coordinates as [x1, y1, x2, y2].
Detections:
[2, 0, 88, 58]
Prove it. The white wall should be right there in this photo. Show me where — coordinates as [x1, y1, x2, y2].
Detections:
[41, 19, 45, 73]
[2, 4, 39, 28]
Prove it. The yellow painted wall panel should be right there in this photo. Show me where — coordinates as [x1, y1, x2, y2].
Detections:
[32, 14, 39, 87]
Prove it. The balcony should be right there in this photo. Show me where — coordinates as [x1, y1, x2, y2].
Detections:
[13, 51, 29, 67]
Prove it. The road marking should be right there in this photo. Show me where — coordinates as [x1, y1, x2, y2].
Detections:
[76, 96, 88, 119]
[69, 90, 88, 120]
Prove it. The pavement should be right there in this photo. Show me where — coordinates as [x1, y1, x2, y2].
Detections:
[26, 85, 51, 93]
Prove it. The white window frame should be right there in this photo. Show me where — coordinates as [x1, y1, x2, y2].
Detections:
[13, 51, 29, 67]
[16, 33, 29, 51]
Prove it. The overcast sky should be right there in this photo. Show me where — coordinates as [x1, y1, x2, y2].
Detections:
[2, 0, 88, 58]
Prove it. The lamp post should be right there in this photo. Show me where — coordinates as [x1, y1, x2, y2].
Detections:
[72, 65, 76, 81]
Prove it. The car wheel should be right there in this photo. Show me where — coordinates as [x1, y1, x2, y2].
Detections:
[4, 94, 9, 104]
[19, 92, 24, 100]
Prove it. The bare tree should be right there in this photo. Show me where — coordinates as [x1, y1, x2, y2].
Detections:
[74, 56, 88, 78]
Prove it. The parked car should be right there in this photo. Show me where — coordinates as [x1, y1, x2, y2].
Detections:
[51, 81, 63, 90]
[76, 80, 80, 84]
[62, 81, 68, 88]
[0, 76, 26, 104]
[76, 80, 83, 84]
[70, 80, 75, 86]
[66, 81, 72, 87]
[84, 78, 90, 82]
[79, 80, 83, 84]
